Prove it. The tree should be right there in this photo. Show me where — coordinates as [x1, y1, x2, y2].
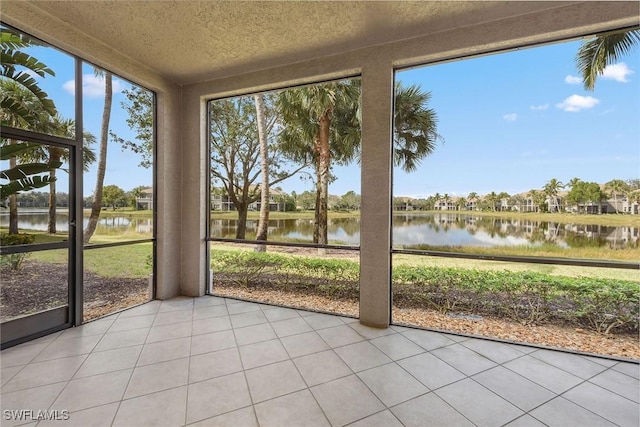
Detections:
[28, 115, 97, 233]
[543, 179, 564, 213]
[102, 184, 126, 210]
[604, 179, 630, 214]
[339, 191, 361, 211]
[84, 70, 113, 244]
[1, 30, 59, 233]
[297, 191, 316, 210]
[277, 80, 361, 244]
[109, 85, 153, 168]
[393, 84, 442, 172]
[209, 95, 306, 239]
[1, 28, 56, 119]
[278, 80, 441, 244]
[567, 181, 604, 213]
[254, 93, 270, 251]
[528, 189, 544, 213]
[576, 28, 640, 91]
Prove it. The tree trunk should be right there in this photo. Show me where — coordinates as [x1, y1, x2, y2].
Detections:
[236, 204, 248, 239]
[315, 110, 331, 246]
[47, 147, 61, 234]
[48, 169, 57, 234]
[8, 141, 18, 234]
[84, 71, 112, 244]
[254, 94, 269, 252]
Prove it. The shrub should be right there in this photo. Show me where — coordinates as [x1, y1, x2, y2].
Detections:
[210, 249, 640, 334]
[0, 233, 36, 270]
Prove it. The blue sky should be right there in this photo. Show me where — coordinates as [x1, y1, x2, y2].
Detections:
[14, 44, 151, 197]
[16, 37, 639, 199]
[390, 39, 640, 198]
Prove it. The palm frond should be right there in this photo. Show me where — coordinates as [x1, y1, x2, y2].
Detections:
[576, 28, 640, 91]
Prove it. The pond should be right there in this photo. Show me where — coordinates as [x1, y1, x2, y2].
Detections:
[212, 212, 638, 250]
[3, 211, 638, 249]
[0, 210, 153, 237]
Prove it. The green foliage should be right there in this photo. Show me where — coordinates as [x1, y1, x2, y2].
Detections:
[211, 249, 639, 333]
[102, 184, 127, 210]
[109, 86, 154, 169]
[576, 28, 640, 91]
[0, 142, 63, 202]
[0, 232, 35, 269]
[566, 181, 605, 211]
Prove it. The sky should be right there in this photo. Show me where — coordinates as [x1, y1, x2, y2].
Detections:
[9, 35, 639, 199]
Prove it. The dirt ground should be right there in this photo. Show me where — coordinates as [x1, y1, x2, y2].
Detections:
[0, 260, 149, 322]
[2, 260, 637, 360]
[213, 283, 640, 360]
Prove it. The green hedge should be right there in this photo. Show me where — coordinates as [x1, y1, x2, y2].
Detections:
[210, 249, 639, 334]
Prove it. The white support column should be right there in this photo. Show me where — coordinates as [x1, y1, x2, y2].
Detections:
[359, 63, 394, 328]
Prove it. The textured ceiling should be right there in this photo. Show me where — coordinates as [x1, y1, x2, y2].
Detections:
[5, 1, 582, 85]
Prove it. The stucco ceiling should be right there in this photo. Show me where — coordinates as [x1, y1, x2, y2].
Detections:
[0, 1, 616, 85]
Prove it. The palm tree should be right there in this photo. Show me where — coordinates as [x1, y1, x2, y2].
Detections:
[1, 29, 59, 233]
[576, 28, 640, 91]
[84, 70, 113, 244]
[278, 80, 441, 244]
[467, 192, 478, 211]
[47, 117, 96, 233]
[254, 93, 270, 251]
[277, 80, 361, 245]
[1, 28, 56, 118]
[393, 84, 442, 172]
[604, 179, 630, 214]
[0, 80, 57, 233]
[543, 179, 564, 213]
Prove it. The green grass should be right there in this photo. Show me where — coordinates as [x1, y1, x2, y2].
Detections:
[31, 242, 153, 278]
[398, 243, 640, 262]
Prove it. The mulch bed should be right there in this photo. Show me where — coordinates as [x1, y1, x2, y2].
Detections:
[1, 260, 149, 322]
[2, 260, 638, 360]
[213, 281, 640, 360]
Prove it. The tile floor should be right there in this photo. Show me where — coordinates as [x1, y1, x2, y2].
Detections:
[1, 296, 638, 427]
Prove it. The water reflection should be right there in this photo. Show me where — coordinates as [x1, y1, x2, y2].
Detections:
[0, 210, 153, 237]
[3, 211, 637, 249]
[392, 213, 639, 249]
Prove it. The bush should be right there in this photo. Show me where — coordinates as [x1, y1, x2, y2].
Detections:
[210, 249, 640, 334]
[0, 233, 36, 270]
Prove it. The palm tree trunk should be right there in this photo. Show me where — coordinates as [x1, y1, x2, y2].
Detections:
[84, 72, 112, 244]
[254, 94, 269, 252]
[48, 169, 57, 234]
[47, 147, 61, 234]
[8, 141, 18, 234]
[316, 111, 331, 246]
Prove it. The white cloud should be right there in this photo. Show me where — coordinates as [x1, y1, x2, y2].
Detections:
[63, 74, 124, 98]
[564, 75, 582, 85]
[555, 94, 599, 112]
[502, 113, 518, 122]
[530, 103, 549, 111]
[601, 62, 633, 83]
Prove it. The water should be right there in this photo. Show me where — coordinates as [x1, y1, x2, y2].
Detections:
[212, 212, 638, 249]
[3, 211, 638, 249]
[0, 209, 153, 236]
